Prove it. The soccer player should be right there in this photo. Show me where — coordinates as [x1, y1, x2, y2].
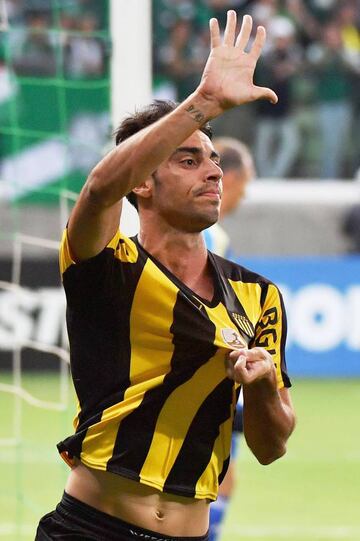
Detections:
[205, 137, 255, 541]
[36, 11, 296, 541]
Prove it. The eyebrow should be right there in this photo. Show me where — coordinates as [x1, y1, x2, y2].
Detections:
[172, 146, 220, 161]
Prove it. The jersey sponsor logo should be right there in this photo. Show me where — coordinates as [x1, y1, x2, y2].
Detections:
[231, 312, 255, 338]
[221, 328, 247, 349]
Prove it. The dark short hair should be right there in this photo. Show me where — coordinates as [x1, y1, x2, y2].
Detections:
[114, 100, 213, 209]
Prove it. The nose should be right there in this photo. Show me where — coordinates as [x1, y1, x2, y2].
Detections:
[205, 159, 223, 183]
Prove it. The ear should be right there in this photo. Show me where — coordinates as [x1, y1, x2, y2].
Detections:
[132, 178, 153, 202]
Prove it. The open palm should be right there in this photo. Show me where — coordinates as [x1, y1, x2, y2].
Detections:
[199, 11, 278, 112]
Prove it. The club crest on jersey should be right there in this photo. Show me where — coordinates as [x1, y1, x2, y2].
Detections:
[221, 328, 247, 349]
[231, 312, 255, 338]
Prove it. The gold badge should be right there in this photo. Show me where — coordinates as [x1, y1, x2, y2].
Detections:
[221, 328, 247, 349]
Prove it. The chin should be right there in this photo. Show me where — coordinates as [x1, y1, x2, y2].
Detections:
[165, 206, 219, 232]
[189, 213, 219, 233]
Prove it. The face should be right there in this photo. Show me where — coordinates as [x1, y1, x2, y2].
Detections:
[137, 131, 223, 232]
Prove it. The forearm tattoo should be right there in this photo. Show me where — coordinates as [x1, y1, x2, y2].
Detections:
[185, 104, 207, 124]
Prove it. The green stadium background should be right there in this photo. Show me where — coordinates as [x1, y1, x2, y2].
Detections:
[0, 1, 110, 204]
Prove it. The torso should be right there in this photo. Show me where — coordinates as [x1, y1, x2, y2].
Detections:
[63, 238, 214, 535]
[59, 232, 288, 535]
[65, 459, 210, 536]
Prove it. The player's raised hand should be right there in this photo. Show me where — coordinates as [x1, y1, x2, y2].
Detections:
[199, 11, 278, 113]
[225, 347, 276, 386]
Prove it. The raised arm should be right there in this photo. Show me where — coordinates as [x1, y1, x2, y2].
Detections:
[68, 12, 278, 261]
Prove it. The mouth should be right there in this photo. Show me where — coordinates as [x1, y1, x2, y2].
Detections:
[197, 190, 221, 200]
[199, 193, 220, 199]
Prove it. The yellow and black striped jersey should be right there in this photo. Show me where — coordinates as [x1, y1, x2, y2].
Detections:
[57, 229, 291, 501]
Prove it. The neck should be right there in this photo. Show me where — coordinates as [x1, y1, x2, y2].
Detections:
[140, 228, 208, 279]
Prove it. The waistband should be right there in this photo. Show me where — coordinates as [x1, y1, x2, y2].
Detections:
[58, 492, 209, 541]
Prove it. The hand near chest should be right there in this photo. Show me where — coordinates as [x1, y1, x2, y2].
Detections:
[225, 347, 276, 386]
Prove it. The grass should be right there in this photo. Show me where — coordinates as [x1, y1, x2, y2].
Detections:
[0, 373, 359, 540]
[222, 379, 360, 541]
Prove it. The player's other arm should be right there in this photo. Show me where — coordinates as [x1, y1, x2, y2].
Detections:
[67, 11, 277, 261]
[247, 382, 294, 465]
[226, 348, 295, 465]
[225, 283, 295, 464]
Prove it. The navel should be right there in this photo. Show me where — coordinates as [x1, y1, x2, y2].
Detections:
[154, 508, 165, 521]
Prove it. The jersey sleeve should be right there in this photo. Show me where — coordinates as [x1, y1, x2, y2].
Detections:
[253, 283, 291, 389]
[59, 228, 121, 276]
[59, 228, 137, 305]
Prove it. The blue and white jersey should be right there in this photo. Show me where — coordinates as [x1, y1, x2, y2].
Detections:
[203, 223, 231, 258]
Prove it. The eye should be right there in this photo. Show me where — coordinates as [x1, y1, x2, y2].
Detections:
[182, 158, 196, 166]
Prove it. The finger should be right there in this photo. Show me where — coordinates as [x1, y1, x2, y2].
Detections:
[225, 352, 246, 379]
[228, 348, 247, 361]
[233, 358, 255, 384]
[209, 17, 221, 48]
[243, 347, 268, 362]
[252, 85, 278, 105]
[223, 10, 237, 47]
[235, 14, 253, 49]
[232, 355, 248, 379]
[225, 355, 235, 378]
[249, 25, 266, 61]
[234, 355, 269, 382]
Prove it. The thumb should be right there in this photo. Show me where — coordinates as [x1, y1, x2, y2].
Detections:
[252, 85, 278, 104]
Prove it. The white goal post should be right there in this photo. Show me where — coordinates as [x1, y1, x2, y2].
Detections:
[110, 0, 152, 234]
[110, 0, 152, 129]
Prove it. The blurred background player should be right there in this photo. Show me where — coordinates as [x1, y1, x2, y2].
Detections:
[204, 136, 255, 259]
[205, 137, 255, 541]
